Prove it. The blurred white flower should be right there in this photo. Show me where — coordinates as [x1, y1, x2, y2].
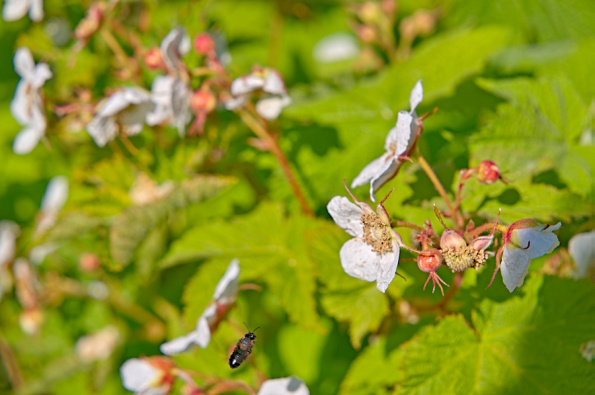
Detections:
[146, 75, 191, 137]
[327, 187, 400, 293]
[258, 377, 309, 395]
[568, 230, 595, 279]
[0, 221, 19, 300]
[226, 67, 291, 120]
[86, 88, 154, 147]
[160, 259, 240, 355]
[2, 0, 43, 22]
[10, 47, 52, 154]
[120, 357, 174, 395]
[76, 325, 120, 363]
[160, 27, 190, 73]
[313, 32, 359, 63]
[36, 176, 68, 236]
[351, 80, 423, 202]
[500, 220, 561, 292]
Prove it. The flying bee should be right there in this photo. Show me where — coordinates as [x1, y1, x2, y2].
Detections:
[229, 323, 259, 369]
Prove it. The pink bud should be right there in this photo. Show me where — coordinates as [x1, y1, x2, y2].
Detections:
[477, 160, 500, 184]
[194, 33, 216, 56]
[417, 248, 443, 273]
[191, 89, 217, 114]
[144, 47, 164, 69]
[440, 229, 467, 250]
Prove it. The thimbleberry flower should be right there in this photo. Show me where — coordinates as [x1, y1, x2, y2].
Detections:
[160, 259, 240, 355]
[86, 87, 154, 147]
[120, 357, 176, 395]
[2, 0, 43, 22]
[160, 28, 191, 73]
[497, 219, 562, 292]
[10, 47, 52, 154]
[327, 183, 400, 293]
[225, 66, 291, 120]
[146, 75, 192, 137]
[258, 377, 310, 395]
[351, 80, 423, 202]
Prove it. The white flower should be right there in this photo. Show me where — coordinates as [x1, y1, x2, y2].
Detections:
[226, 67, 291, 120]
[10, 47, 52, 154]
[258, 377, 309, 395]
[327, 187, 400, 293]
[351, 80, 423, 202]
[160, 27, 190, 73]
[86, 87, 154, 147]
[36, 175, 68, 236]
[0, 221, 19, 300]
[75, 325, 120, 363]
[568, 230, 595, 279]
[146, 75, 191, 136]
[313, 32, 359, 63]
[120, 357, 173, 395]
[500, 220, 562, 292]
[160, 259, 240, 355]
[2, 0, 43, 22]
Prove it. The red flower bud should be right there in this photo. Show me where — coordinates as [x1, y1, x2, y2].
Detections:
[194, 33, 216, 56]
[477, 160, 500, 184]
[191, 89, 217, 114]
[144, 47, 164, 69]
[417, 248, 443, 273]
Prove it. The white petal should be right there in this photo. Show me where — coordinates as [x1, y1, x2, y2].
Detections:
[13, 47, 35, 79]
[351, 154, 389, 189]
[327, 196, 364, 237]
[29, 0, 43, 21]
[159, 330, 202, 355]
[3, 0, 29, 21]
[160, 27, 189, 71]
[569, 231, 595, 279]
[10, 81, 31, 126]
[376, 239, 399, 293]
[516, 223, 561, 259]
[339, 238, 380, 282]
[224, 95, 246, 110]
[86, 114, 118, 147]
[231, 75, 264, 95]
[31, 63, 52, 88]
[13, 127, 43, 155]
[258, 377, 310, 395]
[213, 259, 240, 304]
[41, 176, 68, 214]
[0, 221, 19, 266]
[29, 243, 58, 265]
[262, 70, 286, 95]
[120, 358, 160, 392]
[369, 157, 400, 203]
[313, 32, 359, 63]
[501, 246, 531, 292]
[389, 111, 414, 155]
[409, 80, 423, 113]
[255, 95, 291, 120]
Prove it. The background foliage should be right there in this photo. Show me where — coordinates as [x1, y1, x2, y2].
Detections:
[0, 0, 593, 394]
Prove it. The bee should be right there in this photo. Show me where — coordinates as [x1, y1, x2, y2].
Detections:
[229, 323, 259, 369]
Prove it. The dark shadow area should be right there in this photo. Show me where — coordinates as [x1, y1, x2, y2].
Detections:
[497, 188, 521, 205]
[532, 169, 567, 190]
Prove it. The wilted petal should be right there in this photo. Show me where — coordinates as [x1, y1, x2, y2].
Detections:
[255, 95, 291, 120]
[501, 246, 531, 292]
[516, 223, 562, 259]
[327, 196, 363, 237]
[339, 238, 381, 282]
[41, 176, 68, 214]
[313, 32, 359, 63]
[569, 231, 595, 279]
[13, 126, 43, 155]
[213, 259, 240, 304]
[120, 358, 161, 393]
[2, 0, 29, 21]
[409, 79, 423, 113]
[376, 239, 399, 293]
[262, 70, 286, 95]
[258, 377, 309, 395]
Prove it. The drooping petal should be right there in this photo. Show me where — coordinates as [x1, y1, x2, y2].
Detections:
[159, 329, 203, 356]
[86, 113, 118, 147]
[369, 158, 401, 202]
[10, 80, 31, 126]
[255, 95, 291, 120]
[160, 302, 216, 355]
[390, 111, 415, 156]
[569, 231, 595, 279]
[29, 0, 43, 22]
[409, 79, 423, 113]
[262, 70, 286, 95]
[13, 126, 43, 155]
[339, 238, 380, 282]
[327, 196, 364, 237]
[213, 259, 240, 304]
[515, 223, 562, 259]
[119, 100, 155, 136]
[230, 74, 264, 95]
[224, 94, 246, 110]
[13, 47, 35, 79]
[31, 63, 52, 88]
[41, 176, 68, 214]
[376, 239, 400, 293]
[120, 358, 161, 393]
[500, 246, 531, 292]
[160, 27, 190, 71]
[2, 0, 29, 21]
[146, 75, 175, 126]
[351, 153, 391, 189]
[257, 377, 309, 395]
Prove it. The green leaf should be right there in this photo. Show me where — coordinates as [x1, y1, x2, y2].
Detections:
[161, 203, 324, 331]
[110, 175, 235, 266]
[398, 276, 595, 394]
[321, 285, 389, 349]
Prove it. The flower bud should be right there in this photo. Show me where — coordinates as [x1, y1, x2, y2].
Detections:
[417, 248, 443, 273]
[194, 33, 216, 56]
[477, 160, 500, 184]
[144, 47, 164, 69]
[440, 229, 467, 250]
[191, 89, 217, 114]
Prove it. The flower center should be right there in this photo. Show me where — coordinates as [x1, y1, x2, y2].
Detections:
[442, 246, 488, 272]
[361, 212, 393, 254]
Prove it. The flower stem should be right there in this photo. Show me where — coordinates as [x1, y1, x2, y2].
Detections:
[392, 220, 425, 232]
[0, 331, 24, 391]
[416, 154, 460, 228]
[238, 109, 314, 216]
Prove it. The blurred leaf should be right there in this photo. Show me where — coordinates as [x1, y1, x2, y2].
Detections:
[398, 276, 594, 394]
[110, 175, 236, 266]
